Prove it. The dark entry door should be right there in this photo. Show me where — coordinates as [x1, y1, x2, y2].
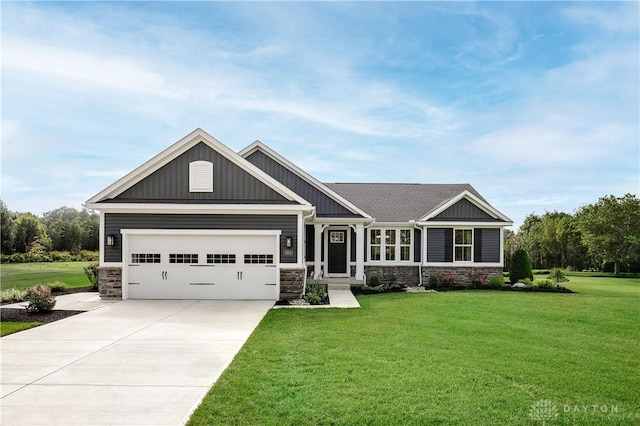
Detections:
[327, 230, 347, 274]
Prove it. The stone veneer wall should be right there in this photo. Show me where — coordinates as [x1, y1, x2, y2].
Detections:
[98, 267, 123, 299]
[421, 266, 503, 287]
[280, 268, 305, 300]
[363, 265, 421, 287]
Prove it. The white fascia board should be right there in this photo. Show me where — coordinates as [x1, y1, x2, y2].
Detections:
[423, 262, 504, 267]
[86, 129, 311, 207]
[239, 141, 372, 219]
[418, 190, 512, 223]
[311, 217, 375, 224]
[120, 229, 282, 236]
[418, 221, 513, 227]
[86, 203, 313, 215]
[368, 221, 418, 227]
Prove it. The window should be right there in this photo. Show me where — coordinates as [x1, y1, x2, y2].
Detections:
[400, 230, 411, 261]
[370, 229, 381, 261]
[131, 253, 160, 263]
[454, 229, 473, 262]
[207, 254, 236, 264]
[169, 253, 198, 264]
[385, 230, 396, 261]
[369, 228, 412, 262]
[189, 161, 213, 192]
[330, 231, 344, 243]
[244, 254, 274, 264]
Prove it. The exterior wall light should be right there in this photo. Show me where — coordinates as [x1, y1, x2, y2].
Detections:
[106, 235, 116, 246]
[285, 236, 293, 248]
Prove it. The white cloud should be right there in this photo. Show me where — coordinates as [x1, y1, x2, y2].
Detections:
[563, 3, 639, 34]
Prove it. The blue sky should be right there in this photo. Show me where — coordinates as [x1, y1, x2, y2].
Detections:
[2, 1, 638, 229]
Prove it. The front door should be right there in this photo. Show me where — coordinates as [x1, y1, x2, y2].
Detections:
[327, 230, 347, 275]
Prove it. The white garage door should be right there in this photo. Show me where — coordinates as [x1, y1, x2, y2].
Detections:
[124, 232, 279, 300]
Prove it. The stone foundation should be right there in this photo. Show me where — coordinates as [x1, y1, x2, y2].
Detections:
[363, 265, 420, 288]
[280, 268, 305, 300]
[98, 267, 123, 299]
[421, 266, 503, 287]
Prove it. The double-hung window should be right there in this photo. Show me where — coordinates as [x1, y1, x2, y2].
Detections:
[454, 229, 473, 262]
[369, 229, 412, 262]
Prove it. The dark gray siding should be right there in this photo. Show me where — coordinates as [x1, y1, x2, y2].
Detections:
[480, 228, 500, 262]
[111, 142, 291, 203]
[428, 227, 500, 263]
[246, 150, 361, 217]
[431, 198, 498, 222]
[104, 213, 297, 263]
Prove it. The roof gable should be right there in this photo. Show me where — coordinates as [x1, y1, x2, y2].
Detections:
[419, 190, 512, 223]
[240, 141, 371, 218]
[86, 129, 310, 207]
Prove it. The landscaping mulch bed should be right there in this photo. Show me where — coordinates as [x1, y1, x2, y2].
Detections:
[0, 308, 85, 324]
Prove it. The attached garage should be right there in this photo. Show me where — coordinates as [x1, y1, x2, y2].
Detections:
[122, 230, 280, 300]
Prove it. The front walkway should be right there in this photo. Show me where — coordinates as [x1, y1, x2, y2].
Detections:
[1, 299, 273, 425]
[0, 292, 117, 312]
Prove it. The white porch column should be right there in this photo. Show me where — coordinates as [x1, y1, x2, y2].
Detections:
[314, 224, 322, 279]
[355, 223, 365, 281]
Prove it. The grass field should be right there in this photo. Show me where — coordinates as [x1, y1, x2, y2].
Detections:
[0, 262, 94, 290]
[0, 322, 42, 337]
[188, 276, 640, 425]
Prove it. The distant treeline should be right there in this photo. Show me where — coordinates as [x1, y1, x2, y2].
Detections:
[1, 200, 99, 260]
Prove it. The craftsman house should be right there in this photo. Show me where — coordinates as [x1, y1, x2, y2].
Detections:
[85, 128, 512, 300]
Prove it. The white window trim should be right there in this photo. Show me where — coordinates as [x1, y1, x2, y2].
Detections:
[368, 228, 413, 263]
[454, 228, 473, 263]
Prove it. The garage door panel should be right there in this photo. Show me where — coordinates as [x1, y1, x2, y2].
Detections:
[125, 233, 279, 300]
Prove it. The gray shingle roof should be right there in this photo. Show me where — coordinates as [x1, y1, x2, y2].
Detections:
[323, 183, 486, 222]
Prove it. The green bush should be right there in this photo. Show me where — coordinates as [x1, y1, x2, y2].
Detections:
[522, 278, 533, 285]
[382, 273, 399, 288]
[369, 275, 381, 286]
[76, 250, 99, 261]
[549, 268, 569, 284]
[305, 282, 328, 305]
[487, 277, 505, 288]
[438, 272, 457, 287]
[46, 281, 68, 292]
[510, 249, 533, 284]
[25, 285, 56, 312]
[1, 288, 26, 303]
[468, 268, 489, 287]
[51, 251, 74, 262]
[84, 262, 99, 289]
[428, 274, 439, 287]
[536, 279, 554, 289]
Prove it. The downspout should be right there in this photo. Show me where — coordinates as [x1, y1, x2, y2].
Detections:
[301, 208, 316, 299]
[412, 221, 423, 286]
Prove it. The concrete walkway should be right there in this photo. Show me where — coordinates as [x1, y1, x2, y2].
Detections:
[1, 299, 273, 425]
[274, 284, 360, 309]
[1, 292, 118, 312]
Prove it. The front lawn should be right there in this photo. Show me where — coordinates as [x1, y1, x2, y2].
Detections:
[189, 276, 639, 425]
[0, 262, 94, 291]
[0, 321, 41, 337]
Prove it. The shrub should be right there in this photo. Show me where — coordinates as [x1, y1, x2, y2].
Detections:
[382, 273, 399, 288]
[468, 268, 489, 287]
[1, 288, 26, 303]
[46, 281, 68, 292]
[427, 274, 439, 287]
[369, 275, 381, 287]
[549, 268, 569, 284]
[76, 250, 99, 262]
[25, 285, 56, 312]
[510, 249, 533, 284]
[305, 282, 328, 305]
[522, 278, 533, 285]
[51, 251, 74, 262]
[438, 272, 457, 287]
[487, 277, 505, 288]
[84, 262, 99, 289]
[536, 279, 554, 289]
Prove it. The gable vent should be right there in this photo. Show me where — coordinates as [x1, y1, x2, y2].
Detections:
[189, 161, 213, 192]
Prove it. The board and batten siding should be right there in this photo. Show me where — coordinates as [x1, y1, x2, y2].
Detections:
[245, 150, 361, 218]
[431, 198, 500, 222]
[104, 213, 298, 263]
[426, 227, 500, 263]
[111, 142, 290, 203]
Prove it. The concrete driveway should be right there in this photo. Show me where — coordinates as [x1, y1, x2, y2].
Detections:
[1, 299, 273, 425]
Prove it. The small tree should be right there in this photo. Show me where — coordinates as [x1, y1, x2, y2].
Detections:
[510, 249, 533, 283]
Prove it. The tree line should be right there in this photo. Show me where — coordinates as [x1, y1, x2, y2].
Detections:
[505, 194, 640, 274]
[1, 200, 99, 257]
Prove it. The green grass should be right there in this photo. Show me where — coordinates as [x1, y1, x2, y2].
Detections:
[0, 262, 93, 290]
[0, 321, 41, 337]
[188, 276, 640, 425]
